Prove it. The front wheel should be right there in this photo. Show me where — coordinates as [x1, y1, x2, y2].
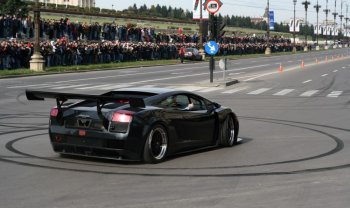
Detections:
[143, 125, 168, 163]
[220, 115, 239, 147]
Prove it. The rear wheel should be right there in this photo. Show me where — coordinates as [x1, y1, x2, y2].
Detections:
[220, 115, 238, 147]
[143, 125, 168, 163]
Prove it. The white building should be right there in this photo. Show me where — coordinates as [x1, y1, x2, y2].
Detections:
[33, 0, 95, 8]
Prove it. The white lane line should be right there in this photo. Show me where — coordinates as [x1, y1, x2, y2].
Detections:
[327, 91, 343, 98]
[173, 86, 207, 91]
[137, 85, 157, 88]
[229, 72, 245, 75]
[303, 80, 312, 84]
[198, 87, 224, 93]
[342, 67, 346, 69]
[50, 84, 90, 90]
[273, 89, 295, 96]
[98, 84, 131, 90]
[333, 70, 338, 72]
[288, 61, 294, 63]
[300, 90, 319, 97]
[321, 74, 328, 77]
[76, 84, 112, 90]
[247, 88, 271, 95]
[7, 83, 52, 89]
[221, 87, 249, 94]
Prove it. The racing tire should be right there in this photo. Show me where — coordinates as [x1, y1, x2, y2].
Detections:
[220, 115, 239, 147]
[143, 125, 168, 163]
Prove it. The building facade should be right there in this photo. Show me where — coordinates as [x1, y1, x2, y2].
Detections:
[36, 0, 95, 8]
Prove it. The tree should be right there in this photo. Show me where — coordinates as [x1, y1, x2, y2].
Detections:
[1, 0, 28, 16]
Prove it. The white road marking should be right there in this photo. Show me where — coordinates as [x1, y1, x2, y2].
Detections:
[221, 87, 248, 94]
[300, 90, 319, 97]
[303, 80, 312, 84]
[342, 67, 346, 69]
[51, 84, 90, 89]
[98, 84, 131, 90]
[7, 83, 52, 89]
[321, 74, 328, 77]
[247, 88, 271, 95]
[288, 61, 294, 63]
[173, 86, 207, 91]
[137, 85, 157, 88]
[333, 70, 338, 72]
[273, 89, 295, 96]
[229, 72, 245, 75]
[327, 91, 343, 98]
[198, 87, 224, 93]
[76, 84, 113, 90]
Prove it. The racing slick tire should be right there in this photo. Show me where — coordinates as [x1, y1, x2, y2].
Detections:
[143, 125, 168, 163]
[220, 115, 239, 147]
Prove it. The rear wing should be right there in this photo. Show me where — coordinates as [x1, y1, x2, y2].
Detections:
[26, 90, 146, 128]
[26, 90, 146, 108]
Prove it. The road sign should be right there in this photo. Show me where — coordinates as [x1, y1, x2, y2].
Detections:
[205, 0, 221, 14]
[219, 59, 226, 70]
[205, 41, 219, 55]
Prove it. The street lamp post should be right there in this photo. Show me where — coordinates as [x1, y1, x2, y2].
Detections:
[332, 0, 338, 47]
[265, 0, 271, 55]
[302, 1, 311, 52]
[293, 0, 297, 53]
[346, 4, 349, 46]
[314, 0, 321, 50]
[29, 0, 45, 72]
[339, 1, 345, 43]
[324, 0, 331, 48]
[199, 0, 206, 60]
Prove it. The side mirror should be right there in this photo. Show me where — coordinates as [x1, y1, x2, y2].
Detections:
[207, 102, 220, 113]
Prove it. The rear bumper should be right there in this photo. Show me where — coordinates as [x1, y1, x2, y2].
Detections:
[49, 125, 147, 161]
[52, 142, 140, 161]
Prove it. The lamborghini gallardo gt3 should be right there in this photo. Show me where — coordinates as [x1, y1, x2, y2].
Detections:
[26, 88, 239, 163]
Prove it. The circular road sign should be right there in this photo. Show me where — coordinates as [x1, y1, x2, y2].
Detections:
[205, 41, 219, 55]
[206, 0, 221, 14]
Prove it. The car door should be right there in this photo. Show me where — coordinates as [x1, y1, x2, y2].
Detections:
[180, 95, 216, 147]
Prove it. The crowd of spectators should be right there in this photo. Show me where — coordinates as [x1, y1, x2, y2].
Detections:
[0, 15, 301, 70]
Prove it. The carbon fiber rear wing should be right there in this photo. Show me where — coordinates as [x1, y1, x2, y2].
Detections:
[26, 90, 146, 108]
[26, 90, 146, 128]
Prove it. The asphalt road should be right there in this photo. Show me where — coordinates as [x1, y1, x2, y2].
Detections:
[1, 48, 350, 208]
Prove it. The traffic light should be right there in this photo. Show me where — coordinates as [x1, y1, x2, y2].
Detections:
[211, 15, 226, 40]
[218, 22, 226, 37]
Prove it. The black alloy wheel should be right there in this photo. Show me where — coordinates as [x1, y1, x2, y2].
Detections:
[143, 125, 168, 163]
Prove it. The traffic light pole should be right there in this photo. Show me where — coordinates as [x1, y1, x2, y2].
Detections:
[210, 13, 215, 83]
[210, 56, 214, 83]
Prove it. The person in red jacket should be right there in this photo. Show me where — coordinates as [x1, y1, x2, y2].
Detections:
[179, 45, 185, 63]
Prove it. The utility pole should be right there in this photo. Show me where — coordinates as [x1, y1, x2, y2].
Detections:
[265, 0, 271, 55]
[346, 4, 349, 45]
[314, 0, 321, 50]
[324, 0, 331, 48]
[29, 0, 45, 71]
[302, 1, 311, 51]
[339, 1, 345, 39]
[293, 0, 297, 53]
[199, 0, 206, 60]
[333, 0, 338, 47]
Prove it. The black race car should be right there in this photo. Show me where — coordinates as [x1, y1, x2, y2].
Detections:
[26, 88, 239, 163]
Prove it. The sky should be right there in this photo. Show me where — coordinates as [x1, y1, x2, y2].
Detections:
[95, 0, 350, 25]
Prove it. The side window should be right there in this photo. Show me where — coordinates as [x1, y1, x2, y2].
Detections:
[189, 96, 206, 111]
[155, 94, 190, 109]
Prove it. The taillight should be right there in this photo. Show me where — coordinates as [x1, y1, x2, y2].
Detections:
[112, 110, 134, 123]
[50, 107, 59, 117]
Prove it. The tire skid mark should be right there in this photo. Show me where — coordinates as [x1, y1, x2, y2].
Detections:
[0, 117, 348, 176]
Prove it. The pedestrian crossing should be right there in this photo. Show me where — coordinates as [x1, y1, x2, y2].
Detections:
[7, 83, 346, 98]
